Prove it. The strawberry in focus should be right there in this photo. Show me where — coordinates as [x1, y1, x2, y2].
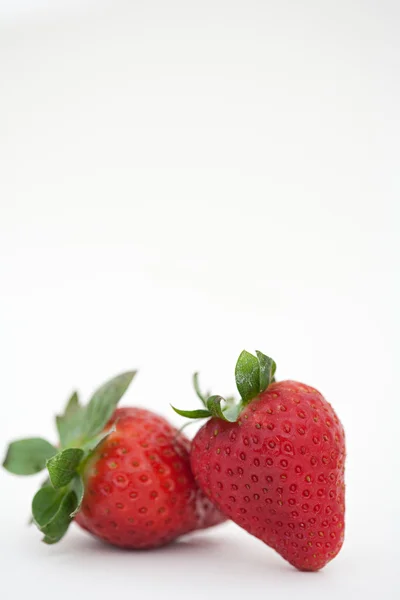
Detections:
[3, 372, 225, 547]
[173, 351, 345, 571]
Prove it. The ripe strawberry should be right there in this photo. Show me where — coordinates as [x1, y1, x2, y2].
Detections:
[75, 407, 225, 548]
[3, 372, 225, 547]
[173, 350, 345, 571]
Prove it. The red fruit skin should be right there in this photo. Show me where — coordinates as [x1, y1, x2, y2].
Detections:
[191, 381, 345, 571]
[75, 408, 225, 548]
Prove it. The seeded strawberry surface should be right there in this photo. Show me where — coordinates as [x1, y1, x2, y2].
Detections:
[76, 408, 225, 548]
[190, 381, 345, 571]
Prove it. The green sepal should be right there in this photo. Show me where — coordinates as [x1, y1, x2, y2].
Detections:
[256, 350, 276, 392]
[70, 474, 84, 517]
[222, 400, 243, 422]
[172, 397, 241, 423]
[81, 425, 116, 455]
[4, 368, 139, 545]
[28, 477, 50, 525]
[206, 395, 241, 422]
[56, 391, 85, 449]
[172, 349, 277, 424]
[235, 350, 261, 403]
[193, 373, 210, 407]
[83, 371, 136, 440]
[171, 406, 212, 419]
[32, 486, 66, 529]
[55, 372, 136, 449]
[40, 490, 78, 544]
[32, 479, 83, 544]
[64, 391, 80, 415]
[235, 349, 277, 405]
[3, 438, 58, 475]
[46, 448, 85, 489]
[75, 426, 116, 487]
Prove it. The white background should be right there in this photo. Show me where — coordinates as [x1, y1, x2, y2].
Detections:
[0, 1, 398, 598]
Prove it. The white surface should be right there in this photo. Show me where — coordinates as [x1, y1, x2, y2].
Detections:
[0, 1, 398, 598]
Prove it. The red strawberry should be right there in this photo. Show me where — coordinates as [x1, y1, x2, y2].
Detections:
[75, 407, 225, 548]
[173, 351, 345, 571]
[3, 372, 225, 547]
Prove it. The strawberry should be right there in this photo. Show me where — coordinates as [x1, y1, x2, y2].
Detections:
[173, 350, 345, 571]
[3, 371, 225, 547]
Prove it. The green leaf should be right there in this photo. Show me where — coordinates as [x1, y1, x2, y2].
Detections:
[46, 448, 84, 489]
[235, 350, 260, 404]
[256, 350, 277, 392]
[206, 396, 241, 422]
[171, 405, 212, 419]
[81, 425, 115, 455]
[171, 350, 277, 426]
[33, 485, 77, 544]
[64, 391, 80, 418]
[205, 395, 227, 420]
[172, 396, 240, 423]
[83, 371, 136, 439]
[74, 426, 115, 486]
[70, 474, 84, 517]
[28, 477, 51, 525]
[32, 486, 65, 528]
[223, 401, 243, 422]
[193, 373, 209, 407]
[56, 391, 85, 448]
[41, 490, 77, 544]
[3, 438, 58, 475]
[32, 478, 83, 543]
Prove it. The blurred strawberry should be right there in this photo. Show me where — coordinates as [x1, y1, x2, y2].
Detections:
[3, 372, 225, 547]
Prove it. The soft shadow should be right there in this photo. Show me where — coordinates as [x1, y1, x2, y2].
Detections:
[43, 524, 328, 577]
[46, 526, 226, 559]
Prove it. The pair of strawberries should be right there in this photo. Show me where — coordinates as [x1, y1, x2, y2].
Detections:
[3, 350, 345, 571]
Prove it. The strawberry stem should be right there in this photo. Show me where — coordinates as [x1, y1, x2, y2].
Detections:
[172, 349, 277, 424]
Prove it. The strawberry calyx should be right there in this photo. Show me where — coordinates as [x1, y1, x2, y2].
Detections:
[172, 349, 276, 423]
[2, 371, 136, 544]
